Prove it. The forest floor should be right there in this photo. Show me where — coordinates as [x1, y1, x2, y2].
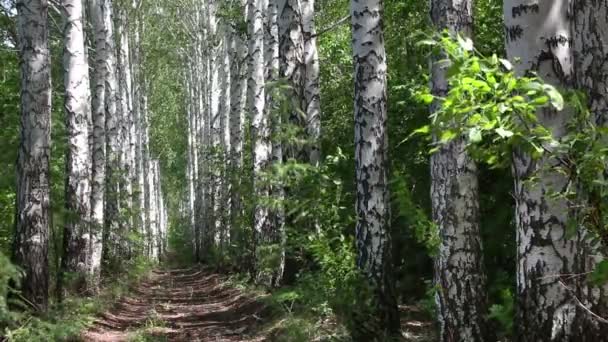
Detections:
[83, 267, 270, 341]
[82, 267, 434, 341]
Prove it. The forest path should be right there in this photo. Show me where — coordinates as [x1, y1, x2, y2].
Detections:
[83, 268, 269, 341]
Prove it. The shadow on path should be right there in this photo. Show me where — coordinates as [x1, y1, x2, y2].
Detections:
[83, 268, 269, 341]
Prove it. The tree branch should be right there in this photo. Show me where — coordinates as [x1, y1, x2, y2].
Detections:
[312, 15, 350, 38]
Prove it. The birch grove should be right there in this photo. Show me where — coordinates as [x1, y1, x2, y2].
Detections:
[8, 0, 608, 340]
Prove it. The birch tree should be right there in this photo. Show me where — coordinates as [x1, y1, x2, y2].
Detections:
[248, 0, 275, 285]
[572, 2, 608, 338]
[504, 1, 578, 340]
[350, 0, 398, 338]
[278, 0, 306, 161]
[117, 8, 134, 233]
[228, 0, 248, 240]
[265, 0, 285, 287]
[218, 23, 231, 252]
[13, 0, 51, 311]
[88, 0, 107, 287]
[430, 1, 490, 341]
[59, 0, 93, 296]
[131, 0, 146, 252]
[301, 0, 320, 165]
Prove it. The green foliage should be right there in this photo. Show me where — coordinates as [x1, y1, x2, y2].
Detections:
[0, 252, 19, 326]
[420, 32, 608, 272]
[488, 288, 514, 339]
[415, 32, 565, 167]
[392, 174, 438, 255]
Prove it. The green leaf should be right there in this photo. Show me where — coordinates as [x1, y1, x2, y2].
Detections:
[590, 260, 608, 285]
[544, 85, 564, 111]
[457, 35, 474, 51]
[499, 58, 513, 71]
[495, 127, 514, 138]
[413, 125, 431, 135]
[440, 130, 458, 143]
[419, 94, 434, 105]
[468, 128, 482, 143]
[532, 96, 549, 106]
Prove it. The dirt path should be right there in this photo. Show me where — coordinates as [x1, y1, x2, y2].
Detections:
[83, 268, 268, 342]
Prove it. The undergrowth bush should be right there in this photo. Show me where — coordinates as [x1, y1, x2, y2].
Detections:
[1, 256, 154, 341]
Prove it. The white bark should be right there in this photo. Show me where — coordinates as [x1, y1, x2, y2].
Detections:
[88, 0, 107, 286]
[99, 0, 122, 264]
[218, 24, 232, 252]
[430, 1, 490, 341]
[14, 0, 51, 310]
[504, 1, 577, 341]
[572, 2, 608, 338]
[278, 0, 306, 161]
[117, 9, 134, 233]
[131, 6, 146, 250]
[148, 160, 159, 262]
[60, 0, 93, 295]
[301, 0, 321, 165]
[351, 0, 398, 338]
[248, 0, 273, 283]
[229, 1, 248, 238]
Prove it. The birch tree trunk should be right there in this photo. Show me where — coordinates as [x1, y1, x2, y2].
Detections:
[229, 1, 248, 243]
[504, 1, 578, 341]
[572, 2, 608, 339]
[131, 3, 146, 253]
[278, 0, 306, 161]
[266, 0, 285, 287]
[248, 0, 274, 285]
[429, 1, 491, 341]
[148, 160, 159, 262]
[350, 0, 398, 338]
[141, 83, 151, 257]
[301, 0, 321, 165]
[13, 0, 51, 311]
[186, 67, 198, 258]
[88, 0, 106, 287]
[219, 25, 232, 254]
[99, 0, 122, 267]
[117, 8, 134, 238]
[59, 0, 93, 296]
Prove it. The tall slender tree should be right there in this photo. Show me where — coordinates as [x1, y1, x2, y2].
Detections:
[13, 0, 52, 311]
[301, 0, 321, 165]
[59, 0, 93, 296]
[265, 0, 285, 287]
[248, 0, 274, 285]
[430, 1, 491, 341]
[504, 1, 578, 341]
[117, 8, 134, 236]
[100, 0, 123, 265]
[572, 1, 608, 339]
[350, 0, 398, 338]
[88, 0, 107, 288]
[278, 0, 306, 161]
[228, 0, 248, 242]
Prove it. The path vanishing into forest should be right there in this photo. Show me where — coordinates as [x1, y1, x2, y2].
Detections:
[82, 267, 435, 341]
[83, 268, 270, 341]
